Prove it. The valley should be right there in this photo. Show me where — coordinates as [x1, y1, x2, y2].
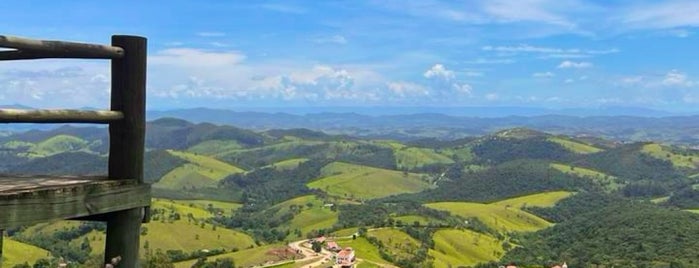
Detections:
[1, 118, 699, 267]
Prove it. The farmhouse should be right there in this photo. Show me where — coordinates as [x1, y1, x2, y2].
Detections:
[326, 241, 341, 251]
[336, 247, 356, 268]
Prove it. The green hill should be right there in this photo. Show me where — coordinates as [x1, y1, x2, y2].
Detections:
[308, 162, 431, 200]
[153, 150, 244, 191]
[492, 191, 574, 208]
[641, 143, 698, 169]
[548, 136, 603, 154]
[173, 244, 301, 268]
[268, 195, 338, 237]
[1, 237, 52, 267]
[187, 139, 244, 156]
[430, 229, 503, 268]
[26, 134, 91, 157]
[425, 202, 552, 233]
[503, 202, 699, 266]
[550, 163, 622, 191]
[395, 147, 455, 169]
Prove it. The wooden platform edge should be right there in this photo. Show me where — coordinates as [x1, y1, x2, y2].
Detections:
[0, 182, 150, 228]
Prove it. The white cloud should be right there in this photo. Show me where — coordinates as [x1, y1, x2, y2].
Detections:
[424, 64, 455, 80]
[622, 1, 699, 29]
[532, 71, 555, 78]
[557, 60, 593, 69]
[564, 78, 575, 84]
[482, 0, 574, 27]
[663, 69, 695, 87]
[387, 82, 429, 97]
[150, 48, 246, 68]
[483, 45, 618, 59]
[197, 32, 226, 37]
[313, 35, 348, 45]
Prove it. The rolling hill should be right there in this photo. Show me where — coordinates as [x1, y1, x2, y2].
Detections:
[308, 162, 432, 200]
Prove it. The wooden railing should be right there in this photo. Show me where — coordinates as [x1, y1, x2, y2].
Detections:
[0, 34, 149, 267]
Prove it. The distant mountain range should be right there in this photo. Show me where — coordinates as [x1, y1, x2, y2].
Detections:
[1, 106, 699, 144]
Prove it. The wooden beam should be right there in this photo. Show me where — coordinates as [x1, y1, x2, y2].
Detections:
[105, 35, 147, 267]
[0, 177, 150, 228]
[0, 35, 123, 60]
[0, 109, 123, 123]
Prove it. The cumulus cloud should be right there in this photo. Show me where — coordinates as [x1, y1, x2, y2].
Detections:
[557, 60, 593, 69]
[387, 82, 429, 97]
[423, 64, 473, 98]
[423, 64, 455, 80]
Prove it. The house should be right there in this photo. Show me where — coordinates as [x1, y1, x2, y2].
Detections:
[336, 247, 356, 268]
[326, 241, 341, 251]
[312, 236, 326, 244]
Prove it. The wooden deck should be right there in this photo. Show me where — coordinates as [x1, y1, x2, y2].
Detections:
[0, 175, 150, 228]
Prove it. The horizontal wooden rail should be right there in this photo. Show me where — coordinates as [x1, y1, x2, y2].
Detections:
[0, 35, 123, 60]
[0, 109, 123, 123]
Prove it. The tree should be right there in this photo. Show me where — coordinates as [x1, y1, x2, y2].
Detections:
[312, 241, 322, 253]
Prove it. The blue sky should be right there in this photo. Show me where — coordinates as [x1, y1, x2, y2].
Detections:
[1, 0, 698, 112]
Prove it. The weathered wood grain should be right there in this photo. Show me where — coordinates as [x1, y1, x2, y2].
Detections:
[0, 35, 123, 60]
[0, 176, 150, 228]
[0, 109, 122, 123]
[105, 35, 147, 267]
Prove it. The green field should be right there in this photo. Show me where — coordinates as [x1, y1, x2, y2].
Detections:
[265, 158, 309, 170]
[173, 245, 298, 268]
[154, 150, 244, 190]
[641, 143, 698, 169]
[395, 147, 455, 169]
[268, 195, 338, 237]
[685, 209, 699, 214]
[26, 135, 91, 157]
[1, 237, 52, 267]
[550, 163, 622, 191]
[426, 202, 552, 233]
[308, 162, 431, 200]
[492, 191, 573, 208]
[430, 229, 503, 268]
[548, 137, 603, 154]
[335, 237, 392, 265]
[366, 228, 420, 260]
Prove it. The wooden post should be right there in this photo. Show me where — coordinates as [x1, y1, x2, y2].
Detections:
[104, 35, 146, 267]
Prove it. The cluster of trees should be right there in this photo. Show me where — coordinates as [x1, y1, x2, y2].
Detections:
[395, 159, 592, 203]
[471, 136, 573, 164]
[503, 201, 699, 266]
[12, 222, 105, 263]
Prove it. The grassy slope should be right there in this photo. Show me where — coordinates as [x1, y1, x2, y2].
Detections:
[430, 229, 503, 268]
[395, 147, 455, 169]
[366, 228, 420, 259]
[264, 158, 309, 171]
[308, 162, 431, 200]
[154, 150, 244, 190]
[550, 163, 622, 191]
[26, 135, 91, 157]
[173, 245, 295, 268]
[492, 191, 573, 208]
[426, 202, 551, 233]
[2, 238, 52, 267]
[336, 237, 392, 265]
[548, 137, 602, 154]
[641, 143, 698, 169]
[270, 195, 338, 237]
